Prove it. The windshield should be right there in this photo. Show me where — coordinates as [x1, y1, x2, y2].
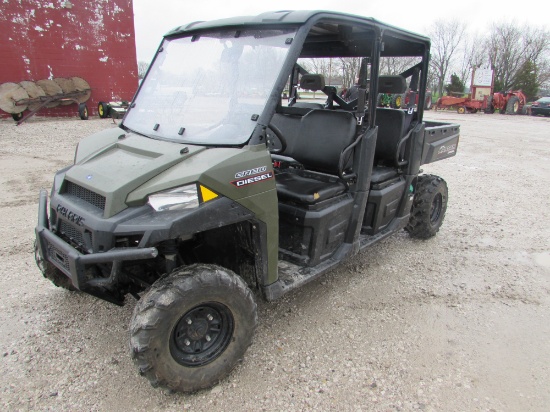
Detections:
[124, 28, 295, 145]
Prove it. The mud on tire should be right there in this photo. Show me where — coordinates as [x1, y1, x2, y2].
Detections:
[405, 174, 448, 239]
[129, 264, 257, 393]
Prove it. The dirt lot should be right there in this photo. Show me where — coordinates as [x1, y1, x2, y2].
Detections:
[0, 111, 549, 411]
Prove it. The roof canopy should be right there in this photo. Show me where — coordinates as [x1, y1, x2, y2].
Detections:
[166, 10, 430, 57]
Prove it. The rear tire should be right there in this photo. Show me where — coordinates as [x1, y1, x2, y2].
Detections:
[391, 94, 403, 109]
[506, 96, 520, 115]
[406, 175, 448, 239]
[130, 264, 257, 393]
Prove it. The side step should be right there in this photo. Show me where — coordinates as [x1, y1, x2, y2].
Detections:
[263, 256, 341, 301]
[262, 215, 409, 301]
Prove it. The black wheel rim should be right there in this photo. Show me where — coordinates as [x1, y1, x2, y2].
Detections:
[170, 302, 234, 367]
[430, 193, 443, 224]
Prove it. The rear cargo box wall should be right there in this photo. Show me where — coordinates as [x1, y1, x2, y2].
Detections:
[0, 0, 138, 118]
[421, 123, 460, 164]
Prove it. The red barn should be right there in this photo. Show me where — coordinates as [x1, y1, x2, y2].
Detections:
[0, 0, 138, 118]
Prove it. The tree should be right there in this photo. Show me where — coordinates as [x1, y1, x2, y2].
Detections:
[302, 59, 332, 82]
[485, 22, 550, 94]
[338, 57, 362, 89]
[486, 22, 524, 90]
[379, 57, 420, 76]
[428, 20, 467, 97]
[445, 73, 465, 95]
[137, 61, 149, 79]
[457, 33, 487, 86]
[522, 26, 550, 94]
[511, 60, 539, 98]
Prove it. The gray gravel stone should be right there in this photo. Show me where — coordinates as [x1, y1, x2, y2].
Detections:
[0, 113, 549, 411]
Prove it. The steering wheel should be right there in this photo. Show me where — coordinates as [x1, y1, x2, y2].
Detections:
[266, 123, 287, 154]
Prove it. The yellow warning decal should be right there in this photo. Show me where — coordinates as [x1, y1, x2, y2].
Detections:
[200, 185, 218, 202]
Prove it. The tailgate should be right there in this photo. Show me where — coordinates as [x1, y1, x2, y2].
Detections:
[421, 121, 460, 165]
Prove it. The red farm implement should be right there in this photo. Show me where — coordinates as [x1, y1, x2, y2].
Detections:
[434, 68, 528, 115]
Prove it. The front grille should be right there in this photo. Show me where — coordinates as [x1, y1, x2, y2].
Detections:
[66, 181, 106, 211]
[47, 242, 70, 271]
[58, 220, 84, 246]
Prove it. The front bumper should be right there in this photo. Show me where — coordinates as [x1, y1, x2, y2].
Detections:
[531, 107, 550, 116]
[35, 190, 158, 293]
[35, 187, 256, 303]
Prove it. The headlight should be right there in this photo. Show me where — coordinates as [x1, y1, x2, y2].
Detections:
[147, 184, 199, 211]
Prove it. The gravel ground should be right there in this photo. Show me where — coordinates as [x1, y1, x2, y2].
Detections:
[0, 111, 549, 411]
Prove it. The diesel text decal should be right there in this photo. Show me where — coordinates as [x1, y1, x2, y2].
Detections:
[231, 171, 274, 188]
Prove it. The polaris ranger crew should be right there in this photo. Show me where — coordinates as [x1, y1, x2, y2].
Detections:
[35, 10, 460, 392]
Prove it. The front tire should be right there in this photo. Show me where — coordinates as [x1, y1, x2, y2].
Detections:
[34, 241, 76, 291]
[484, 96, 495, 114]
[130, 264, 257, 393]
[97, 101, 110, 118]
[406, 175, 448, 239]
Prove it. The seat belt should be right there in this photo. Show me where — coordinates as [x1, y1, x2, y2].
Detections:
[354, 58, 369, 126]
[407, 67, 420, 114]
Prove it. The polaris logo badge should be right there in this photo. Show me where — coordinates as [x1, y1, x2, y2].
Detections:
[231, 172, 274, 187]
[235, 166, 267, 178]
[437, 144, 456, 155]
[56, 204, 85, 226]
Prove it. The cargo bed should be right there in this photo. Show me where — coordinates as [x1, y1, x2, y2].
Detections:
[421, 121, 460, 164]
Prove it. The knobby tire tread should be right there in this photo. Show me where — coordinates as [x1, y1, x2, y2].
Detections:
[129, 263, 257, 393]
[405, 174, 448, 239]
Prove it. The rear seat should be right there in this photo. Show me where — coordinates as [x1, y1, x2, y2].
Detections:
[369, 76, 414, 184]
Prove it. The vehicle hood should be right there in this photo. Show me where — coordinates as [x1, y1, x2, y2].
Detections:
[65, 130, 206, 217]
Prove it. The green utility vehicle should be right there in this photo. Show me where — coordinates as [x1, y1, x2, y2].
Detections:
[35, 10, 459, 393]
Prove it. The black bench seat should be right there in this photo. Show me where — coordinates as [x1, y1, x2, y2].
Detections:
[275, 170, 347, 204]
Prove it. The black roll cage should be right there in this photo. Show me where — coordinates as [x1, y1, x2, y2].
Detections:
[243, 13, 430, 147]
[130, 11, 431, 149]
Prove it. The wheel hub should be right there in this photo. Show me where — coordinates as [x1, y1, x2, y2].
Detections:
[430, 193, 443, 224]
[170, 302, 234, 367]
[187, 318, 209, 340]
